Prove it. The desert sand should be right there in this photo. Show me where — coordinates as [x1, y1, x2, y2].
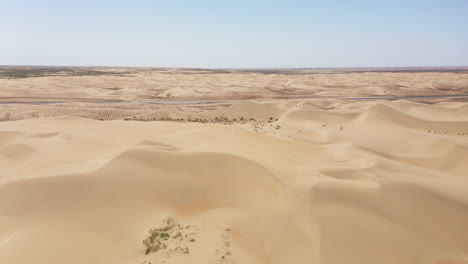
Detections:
[1, 67, 468, 264]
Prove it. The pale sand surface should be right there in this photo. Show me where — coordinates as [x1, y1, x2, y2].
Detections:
[1, 68, 468, 264]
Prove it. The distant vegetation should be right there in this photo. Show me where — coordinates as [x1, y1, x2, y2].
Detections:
[2, 66, 466, 79]
[124, 115, 261, 125]
[0, 66, 134, 79]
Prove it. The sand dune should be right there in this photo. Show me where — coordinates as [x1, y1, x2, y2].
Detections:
[1, 67, 468, 263]
[1, 97, 468, 264]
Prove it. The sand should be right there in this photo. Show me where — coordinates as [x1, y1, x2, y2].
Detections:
[1, 67, 468, 264]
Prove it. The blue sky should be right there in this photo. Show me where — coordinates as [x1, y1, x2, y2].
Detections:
[1, 0, 467, 68]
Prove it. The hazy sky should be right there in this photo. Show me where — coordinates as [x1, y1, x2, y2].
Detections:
[1, 0, 467, 68]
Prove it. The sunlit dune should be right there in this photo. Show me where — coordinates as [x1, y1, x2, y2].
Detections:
[1, 68, 468, 264]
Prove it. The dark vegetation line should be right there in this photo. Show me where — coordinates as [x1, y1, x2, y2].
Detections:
[1, 66, 467, 79]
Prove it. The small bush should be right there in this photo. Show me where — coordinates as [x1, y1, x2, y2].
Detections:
[173, 232, 182, 239]
[182, 247, 190, 254]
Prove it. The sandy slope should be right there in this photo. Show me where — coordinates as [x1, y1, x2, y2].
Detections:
[1, 100, 468, 264]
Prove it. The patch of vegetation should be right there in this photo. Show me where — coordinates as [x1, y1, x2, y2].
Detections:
[0, 66, 134, 79]
[427, 129, 454, 135]
[142, 217, 196, 256]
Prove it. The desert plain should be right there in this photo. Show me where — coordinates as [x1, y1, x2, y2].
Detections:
[1, 66, 468, 264]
